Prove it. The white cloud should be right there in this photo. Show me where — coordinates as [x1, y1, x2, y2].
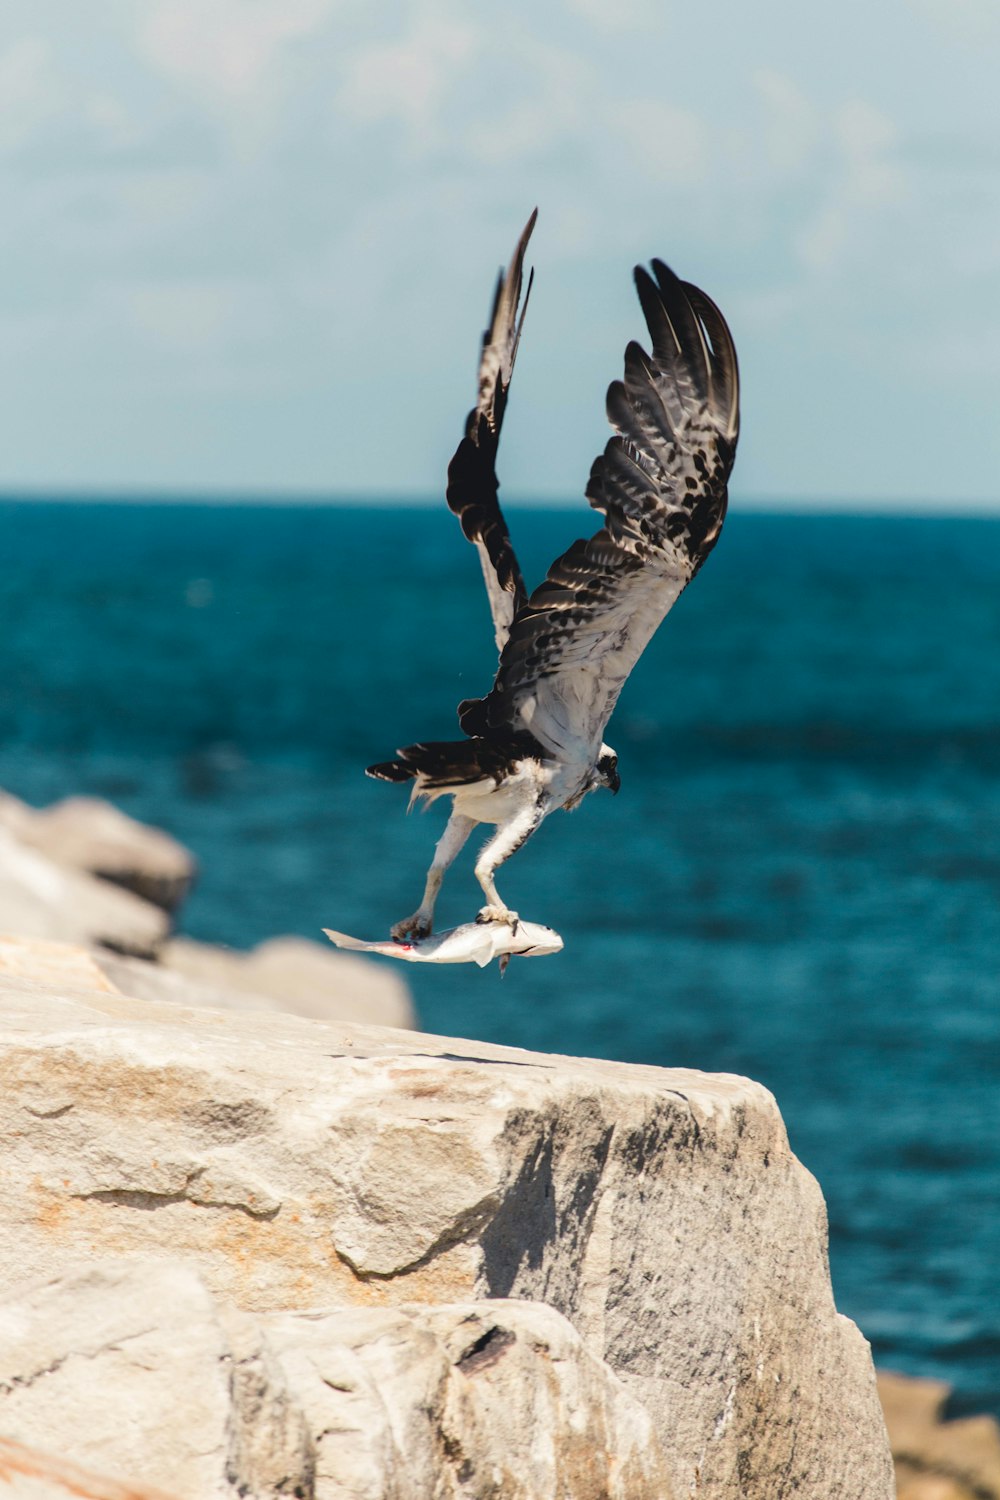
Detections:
[461, 38, 592, 166]
[616, 99, 711, 186]
[0, 36, 61, 153]
[563, 0, 659, 24]
[338, 11, 479, 141]
[138, 0, 338, 99]
[81, 91, 141, 150]
[795, 100, 905, 273]
[753, 69, 819, 173]
[837, 100, 901, 193]
[115, 275, 272, 356]
[907, 0, 1000, 41]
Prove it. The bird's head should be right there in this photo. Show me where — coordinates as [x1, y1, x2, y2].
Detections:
[596, 744, 620, 795]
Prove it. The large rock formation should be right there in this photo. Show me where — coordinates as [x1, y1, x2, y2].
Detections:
[0, 944, 893, 1498]
[0, 1261, 671, 1500]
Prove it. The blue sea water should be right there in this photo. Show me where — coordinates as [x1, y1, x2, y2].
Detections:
[2, 498, 998, 1416]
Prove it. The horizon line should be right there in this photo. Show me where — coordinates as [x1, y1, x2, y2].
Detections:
[1, 487, 999, 519]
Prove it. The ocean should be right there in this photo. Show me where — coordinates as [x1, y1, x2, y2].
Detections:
[2, 498, 998, 1417]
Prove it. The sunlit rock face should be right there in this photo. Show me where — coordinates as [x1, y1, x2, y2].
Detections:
[0, 1263, 674, 1500]
[0, 943, 892, 1499]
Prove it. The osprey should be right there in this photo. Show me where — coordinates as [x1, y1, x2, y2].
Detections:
[367, 211, 739, 941]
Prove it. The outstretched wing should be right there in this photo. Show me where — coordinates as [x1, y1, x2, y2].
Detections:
[463, 260, 739, 764]
[447, 211, 536, 661]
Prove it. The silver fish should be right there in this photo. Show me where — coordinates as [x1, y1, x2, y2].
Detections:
[323, 919, 563, 970]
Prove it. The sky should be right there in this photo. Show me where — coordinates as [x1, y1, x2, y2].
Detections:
[1, 0, 998, 507]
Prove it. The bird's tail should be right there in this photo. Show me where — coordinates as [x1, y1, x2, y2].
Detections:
[367, 735, 539, 812]
[368, 742, 470, 787]
[366, 738, 498, 799]
[365, 757, 416, 785]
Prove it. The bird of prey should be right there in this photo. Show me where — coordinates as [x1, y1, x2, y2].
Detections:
[367, 211, 739, 941]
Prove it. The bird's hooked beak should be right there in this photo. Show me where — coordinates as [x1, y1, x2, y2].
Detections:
[597, 747, 620, 795]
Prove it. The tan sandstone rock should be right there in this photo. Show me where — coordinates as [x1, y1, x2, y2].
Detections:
[0, 792, 195, 913]
[0, 1261, 672, 1500]
[255, 1295, 674, 1500]
[98, 945, 418, 1034]
[879, 1370, 1000, 1499]
[0, 830, 167, 958]
[0, 935, 120, 995]
[159, 934, 416, 1030]
[0, 959, 892, 1498]
[0, 1437, 180, 1500]
[0, 1262, 255, 1499]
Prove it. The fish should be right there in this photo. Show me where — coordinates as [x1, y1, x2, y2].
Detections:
[323, 919, 563, 971]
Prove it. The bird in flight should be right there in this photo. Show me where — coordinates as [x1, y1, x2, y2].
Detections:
[367, 211, 739, 941]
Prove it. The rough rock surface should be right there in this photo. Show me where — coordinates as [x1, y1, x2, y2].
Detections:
[1, 794, 195, 912]
[0, 1261, 672, 1500]
[879, 1371, 1000, 1499]
[0, 955, 892, 1498]
[0, 935, 120, 996]
[159, 933, 415, 1030]
[0, 1436, 180, 1500]
[0, 829, 167, 957]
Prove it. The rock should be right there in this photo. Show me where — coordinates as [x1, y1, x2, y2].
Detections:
[0, 829, 167, 958]
[0, 791, 34, 842]
[0, 793, 195, 913]
[0, 935, 120, 995]
[254, 1296, 673, 1500]
[0, 1261, 672, 1500]
[878, 1370, 1000, 1499]
[0, 954, 892, 1498]
[99, 945, 417, 1032]
[0, 1436, 180, 1499]
[160, 934, 416, 1029]
[95, 950, 283, 1015]
[0, 1262, 243, 1499]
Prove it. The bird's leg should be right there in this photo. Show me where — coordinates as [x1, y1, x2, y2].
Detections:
[473, 805, 544, 931]
[391, 811, 476, 941]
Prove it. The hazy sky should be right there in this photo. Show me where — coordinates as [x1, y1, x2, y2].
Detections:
[1, 0, 998, 505]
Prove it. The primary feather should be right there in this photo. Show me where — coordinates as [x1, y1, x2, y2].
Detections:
[445, 210, 536, 659]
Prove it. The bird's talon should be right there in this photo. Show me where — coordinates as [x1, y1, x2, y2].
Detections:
[476, 906, 519, 931]
[391, 914, 431, 942]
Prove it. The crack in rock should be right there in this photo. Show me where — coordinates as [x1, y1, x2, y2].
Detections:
[456, 1326, 517, 1377]
[333, 1193, 500, 1281]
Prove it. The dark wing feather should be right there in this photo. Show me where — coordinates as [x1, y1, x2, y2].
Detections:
[463, 260, 739, 762]
[447, 211, 536, 667]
